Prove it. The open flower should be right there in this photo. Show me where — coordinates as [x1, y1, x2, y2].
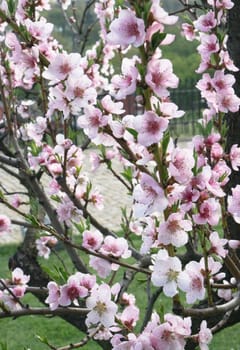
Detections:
[158, 212, 192, 247]
[151, 249, 190, 297]
[134, 111, 168, 147]
[86, 284, 118, 328]
[107, 9, 145, 48]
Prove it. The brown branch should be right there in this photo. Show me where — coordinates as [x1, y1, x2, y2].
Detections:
[0, 306, 89, 319]
[183, 291, 240, 318]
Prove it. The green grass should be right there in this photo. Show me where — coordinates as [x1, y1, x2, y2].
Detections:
[0, 244, 240, 349]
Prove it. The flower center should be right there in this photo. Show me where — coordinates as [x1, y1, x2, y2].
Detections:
[94, 301, 107, 316]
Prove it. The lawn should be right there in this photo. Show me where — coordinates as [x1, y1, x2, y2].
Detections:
[0, 243, 240, 350]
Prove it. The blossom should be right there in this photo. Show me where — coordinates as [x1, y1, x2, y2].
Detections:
[82, 230, 103, 251]
[11, 268, 30, 285]
[151, 249, 190, 297]
[181, 261, 205, 304]
[198, 320, 213, 350]
[230, 144, 240, 171]
[194, 11, 217, 32]
[169, 147, 195, 185]
[133, 173, 168, 218]
[197, 33, 220, 61]
[86, 284, 118, 328]
[150, 314, 191, 350]
[118, 305, 139, 330]
[89, 256, 112, 278]
[193, 198, 221, 226]
[45, 281, 60, 310]
[43, 53, 81, 82]
[59, 274, 89, 306]
[110, 57, 139, 100]
[227, 185, 240, 223]
[151, 2, 178, 25]
[36, 235, 58, 259]
[182, 23, 196, 41]
[77, 106, 108, 140]
[100, 236, 131, 259]
[0, 215, 11, 233]
[134, 111, 168, 146]
[107, 9, 145, 48]
[209, 231, 228, 258]
[145, 58, 179, 97]
[158, 212, 192, 247]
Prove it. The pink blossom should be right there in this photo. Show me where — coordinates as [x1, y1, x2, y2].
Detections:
[86, 283, 118, 328]
[228, 239, 240, 249]
[11, 267, 30, 285]
[198, 320, 212, 350]
[118, 305, 139, 330]
[82, 230, 103, 251]
[194, 11, 217, 32]
[209, 231, 228, 258]
[100, 236, 131, 259]
[145, 58, 179, 97]
[0, 215, 11, 233]
[150, 314, 191, 350]
[89, 256, 112, 278]
[158, 101, 185, 119]
[182, 23, 196, 41]
[134, 111, 168, 146]
[151, 249, 190, 297]
[219, 50, 239, 72]
[230, 144, 240, 171]
[25, 18, 53, 42]
[36, 235, 58, 259]
[197, 33, 220, 62]
[11, 194, 22, 208]
[216, 89, 240, 113]
[199, 256, 222, 280]
[181, 261, 205, 304]
[110, 58, 139, 100]
[77, 106, 108, 140]
[43, 52, 81, 82]
[45, 281, 60, 310]
[90, 190, 104, 210]
[56, 196, 78, 226]
[193, 198, 221, 226]
[133, 173, 168, 218]
[107, 9, 145, 48]
[169, 147, 195, 185]
[227, 184, 240, 223]
[217, 280, 232, 301]
[158, 212, 192, 247]
[65, 69, 97, 113]
[101, 95, 125, 115]
[59, 275, 89, 306]
[207, 0, 234, 9]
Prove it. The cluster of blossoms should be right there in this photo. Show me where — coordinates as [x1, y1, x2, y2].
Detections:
[82, 230, 131, 278]
[0, 268, 30, 311]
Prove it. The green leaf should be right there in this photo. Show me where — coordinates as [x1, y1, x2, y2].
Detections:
[151, 32, 167, 51]
[121, 167, 133, 182]
[7, 0, 16, 15]
[126, 127, 138, 140]
[161, 131, 170, 155]
[0, 342, 8, 350]
[40, 264, 62, 283]
[143, 2, 152, 24]
[26, 214, 40, 227]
